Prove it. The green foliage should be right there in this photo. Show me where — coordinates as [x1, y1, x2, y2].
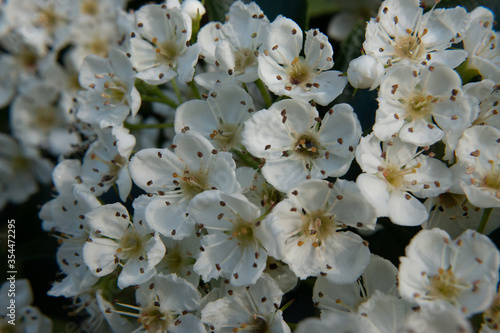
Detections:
[205, 0, 235, 22]
[307, 0, 342, 19]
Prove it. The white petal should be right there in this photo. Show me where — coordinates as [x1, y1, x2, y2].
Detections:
[357, 174, 389, 217]
[85, 203, 128, 239]
[242, 108, 292, 160]
[153, 273, 201, 311]
[322, 232, 371, 284]
[83, 238, 119, 276]
[146, 198, 193, 239]
[262, 158, 308, 192]
[304, 29, 333, 70]
[129, 148, 184, 192]
[387, 191, 428, 226]
[264, 16, 302, 64]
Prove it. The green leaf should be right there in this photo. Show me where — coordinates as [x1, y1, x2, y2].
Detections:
[307, 0, 342, 19]
[205, 0, 235, 22]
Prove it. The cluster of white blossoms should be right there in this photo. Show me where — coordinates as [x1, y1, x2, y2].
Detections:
[1, 0, 500, 331]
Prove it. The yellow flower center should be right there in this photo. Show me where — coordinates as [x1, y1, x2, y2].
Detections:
[287, 57, 312, 87]
[118, 230, 146, 259]
[234, 48, 258, 74]
[231, 220, 256, 247]
[427, 267, 468, 303]
[394, 35, 425, 61]
[139, 306, 173, 333]
[380, 163, 421, 188]
[482, 160, 500, 190]
[293, 134, 321, 159]
[81, 0, 99, 16]
[299, 212, 337, 247]
[101, 78, 128, 106]
[155, 40, 180, 67]
[405, 93, 435, 120]
[210, 122, 241, 150]
[178, 169, 210, 199]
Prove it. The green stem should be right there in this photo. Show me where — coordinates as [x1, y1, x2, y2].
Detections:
[274, 95, 287, 103]
[477, 207, 493, 234]
[232, 149, 260, 169]
[124, 122, 174, 130]
[455, 58, 481, 84]
[190, 11, 202, 45]
[136, 81, 178, 108]
[171, 79, 184, 104]
[140, 95, 177, 108]
[255, 79, 272, 108]
[189, 81, 202, 99]
[242, 82, 249, 93]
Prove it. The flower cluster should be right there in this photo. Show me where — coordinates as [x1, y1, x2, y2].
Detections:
[1, 0, 500, 332]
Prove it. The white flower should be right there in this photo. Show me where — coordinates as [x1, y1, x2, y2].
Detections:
[2, 0, 75, 52]
[181, 0, 206, 20]
[0, 33, 46, 108]
[463, 6, 500, 84]
[175, 83, 255, 150]
[156, 234, 201, 287]
[243, 99, 361, 192]
[258, 16, 347, 105]
[452, 125, 500, 208]
[356, 134, 452, 226]
[313, 254, 398, 315]
[0, 280, 53, 333]
[201, 274, 290, 333]
[347, 55, 385, 90]
[464, 79, 500, 129]
[77, 48, 140, 128]
[481, 288, 500, 332]
[263, 257, 298, 294]
[262, 179, 375, 283]
[363, 0, 468, 69]
[0, 134, 52, 209]
[129, 132, 241, 239]
[189, 190, 270, 286]
[195, 1, 269, 88]
[37, 51, 84, 114]
[373, 64, 475, 151]
[76, 0, 126, 21]
[129, 4, 200, 85]
[97, 273, 204, 332]
[398, 228, 500, 316]
[69, 16, 122, 67]
[10, 81, 80, 156]
[423, 193, 500, 239]
[39, 168, 101, 297]
[295, 311, 371, 333]
[76, 126, 135, 202]
[402, 307, 473, 333]
[355, 291, 414, 332]
[95, 290, 137, 332]
[83, 201, 166, 289]
[236, 166, 282, 213]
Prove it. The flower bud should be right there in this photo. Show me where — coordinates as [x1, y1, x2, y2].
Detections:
[347, 55, 384, 90]
[181, 0, 206, 19]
